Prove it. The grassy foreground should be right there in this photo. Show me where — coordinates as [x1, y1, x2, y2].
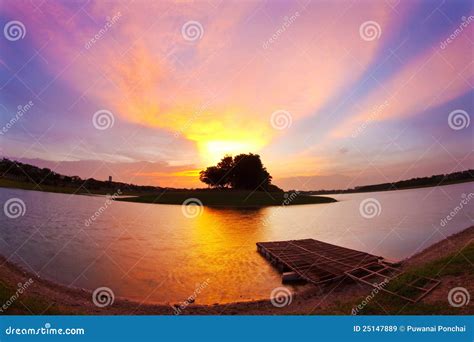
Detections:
[357, 242, 474, 314]
[117, 190, 337, 207]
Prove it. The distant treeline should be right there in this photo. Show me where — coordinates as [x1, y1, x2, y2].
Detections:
[0, 158, 161, 194]
[298, 170, 474, 195]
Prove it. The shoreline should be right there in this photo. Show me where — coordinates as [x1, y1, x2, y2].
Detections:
[0, 181, 337, 207]
[305, 178, 474, 196]
[1, 226, 473, 315]
[2, 177, 473, 205]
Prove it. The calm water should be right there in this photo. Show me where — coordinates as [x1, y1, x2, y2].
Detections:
[0, 183, 473, 304]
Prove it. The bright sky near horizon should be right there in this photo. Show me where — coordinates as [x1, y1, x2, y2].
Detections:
[0, 0, 473, 190]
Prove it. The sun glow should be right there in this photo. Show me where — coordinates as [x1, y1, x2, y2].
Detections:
[200, 140, 262, 165]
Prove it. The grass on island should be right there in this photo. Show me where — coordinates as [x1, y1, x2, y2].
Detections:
[117, 190, 337, 207]
[0, 178, 337, 206]
[326, 242, 474, 315]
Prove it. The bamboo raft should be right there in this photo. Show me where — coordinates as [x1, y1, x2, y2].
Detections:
[257, 238, 440, 302]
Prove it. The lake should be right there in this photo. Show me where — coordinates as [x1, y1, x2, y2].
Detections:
[0, 182, 473, 305]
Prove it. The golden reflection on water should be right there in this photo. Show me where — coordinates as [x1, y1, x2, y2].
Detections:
[192, 207, 268, 246]
[184, 207, 276, 301]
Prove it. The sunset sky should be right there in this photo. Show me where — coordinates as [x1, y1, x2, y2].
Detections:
[0, 0, 472, 190]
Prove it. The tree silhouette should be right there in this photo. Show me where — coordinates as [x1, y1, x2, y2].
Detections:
[199, 153, 275, 191]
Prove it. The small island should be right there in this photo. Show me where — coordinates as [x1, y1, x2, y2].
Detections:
[117, 189, 336, 207]
[118, 154, 336, 207]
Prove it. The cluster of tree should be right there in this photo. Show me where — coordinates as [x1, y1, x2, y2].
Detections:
[0, 158, 160, 194]
[300, 169, 474, 195]
[199, 153, 282, 192]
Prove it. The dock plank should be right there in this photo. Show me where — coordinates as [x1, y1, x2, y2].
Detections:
[257, 239, 382, 285]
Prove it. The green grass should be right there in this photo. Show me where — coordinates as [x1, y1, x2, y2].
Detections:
[352, 242, 474, 315]
[117, 190, 337, 207]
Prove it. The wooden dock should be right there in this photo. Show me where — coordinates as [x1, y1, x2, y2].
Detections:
[257, 238, 441, 302]
[257, 239, 382, 285]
